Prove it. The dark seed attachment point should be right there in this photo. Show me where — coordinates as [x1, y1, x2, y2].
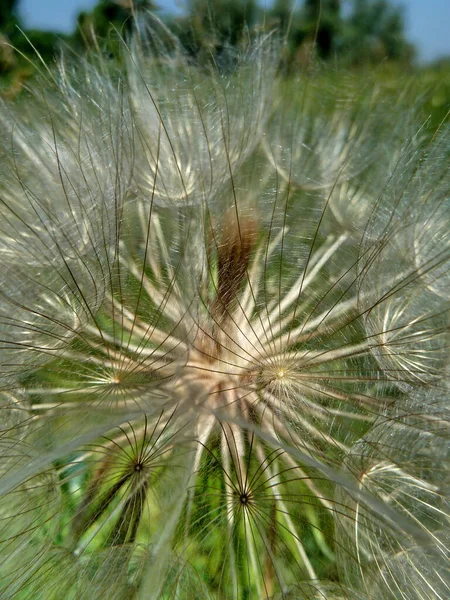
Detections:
[239, 492, 250, 505]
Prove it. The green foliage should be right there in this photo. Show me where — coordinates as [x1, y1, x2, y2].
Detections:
[165, 0, 416, 68]
[303, 0, 341, 57]
[0, 0, 443, 83]
[73, 0, 155, 49]
[339, 0, 415, 65]
[166, 0, 261, 60]
[0, 0, 67, 92]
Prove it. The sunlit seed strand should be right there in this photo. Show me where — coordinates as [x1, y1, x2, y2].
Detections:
[137, 201, 162, 279]
[263, 380, 370, 424]
[280, 370, 386, 384]
[123, 261, 180, 322]
[391, 357, 438, 384]
[219, 428, 239, 597]
[85, 318, 146, 351]
[268, 234, 349, 335]
[254, 444, 318, 580]
[257, 349, 304, 371]
[104, 297, 196, 376]
[272, 295, 359, 348]
[108, 340, 179, 361]
[28, 397, 136, 413]
[204, 270, 278, 368]
[242, 508, 265, 598]
[214, 220, 292, 366]
[127, 307, 198, 380]
[255, 518, 281, 598]
[299, 339, 372, 369]
[28, 384, 115, 397]
[273, 495, 321, 583]
[261, 389, 350, 452]
[239, 245, 265, 318]
[400, 490, 446, 520]
[186, 353, 253, 377]
[137, 209, 200, 366]
[235, 278, 281, 364]
[412, 568, 445, 600]
[61, 327, 127, 370]
[366, 539, 401, 598]
[106, 295, 186, 351]
[118, 340, 185, 376]
[73, 482, 135, 556]
[110, 312, 195, 383]
[190, 318, 265, 370]
[294, 378, 386, 413]
[152, 213, 180, 294]
[281, 452, 334, 511]
[296, 400, 372, 423]
[28, 401, 66, 410]
[120, 254, 183, 325]
[183, 415, 215, 542]
[255, 402, 318, 456]
[258, 226, 292, 355]
[244, 445, 284, 493]
[235, 244, 285, 362]
[59, 342, 143, 373]
[54, 451, 93, 477]
[233, 423, 248, 492]
[221, 416, 246, 490]
[128, 185, 159, 360]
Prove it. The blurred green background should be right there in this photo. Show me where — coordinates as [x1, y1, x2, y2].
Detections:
[1, 1, 449, 130]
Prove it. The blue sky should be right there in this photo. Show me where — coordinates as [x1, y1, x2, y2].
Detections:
[18, 0, 450, 63]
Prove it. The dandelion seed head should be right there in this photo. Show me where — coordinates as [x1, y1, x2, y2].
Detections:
[0, 21, 449, 600]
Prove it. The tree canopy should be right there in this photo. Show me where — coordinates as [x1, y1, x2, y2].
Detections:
[0, 0, 417, 80]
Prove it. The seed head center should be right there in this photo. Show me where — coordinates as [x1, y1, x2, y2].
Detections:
[240, 492, 250, 505]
